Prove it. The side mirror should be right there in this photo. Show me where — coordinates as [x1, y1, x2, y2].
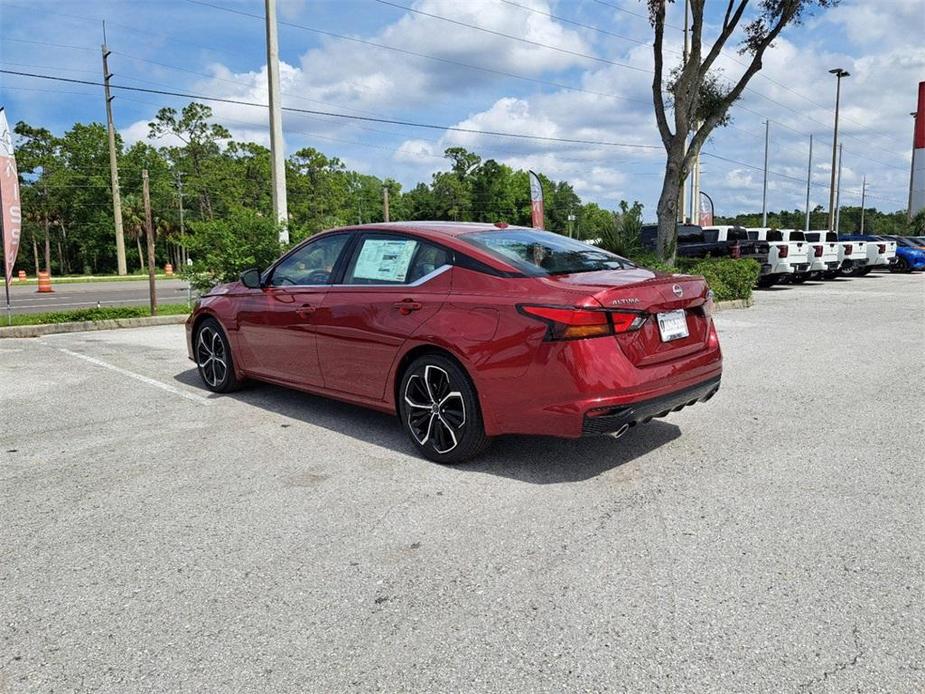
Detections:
[240, 268, 262, 289]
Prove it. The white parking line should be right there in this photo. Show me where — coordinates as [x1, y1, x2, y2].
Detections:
[51, 346, 210, 404]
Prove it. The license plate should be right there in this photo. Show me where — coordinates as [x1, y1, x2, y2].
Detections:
[657, 309, 689, 342]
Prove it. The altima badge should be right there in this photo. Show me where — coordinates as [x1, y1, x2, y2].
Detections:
[612, 297, 640, 305]
[672, 284, 683, 298]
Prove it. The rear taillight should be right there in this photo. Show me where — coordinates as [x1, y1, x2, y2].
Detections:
[707, 322, 720, 350]
[518, 305, 645, 340]
[844, 244, 853, 255]
[778, 244, 789, 258]
[878, 244, 886, 254]
[813, 245, 824, 257]
[731, 243, 742, 259]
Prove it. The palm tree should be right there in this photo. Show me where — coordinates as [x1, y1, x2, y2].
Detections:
[121, 194, 146, 272]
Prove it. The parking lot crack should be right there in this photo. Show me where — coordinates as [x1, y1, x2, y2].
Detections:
[798, 625, 864, 692]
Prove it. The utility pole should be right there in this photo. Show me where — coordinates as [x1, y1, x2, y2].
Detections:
[804, 134, 813, 232]
[859, 175, 867, 233]
[761, 120, 770, 227]
[834, 144, 844, 235]
[827, 68, 850, 233]
[382, 185, 390, 223]
[101, 25, 128, 275]
[142, 170, 157, 315]
[265, 0, 289, 243]
[567, 212, 576, 238]
[175, 172, 186, 264]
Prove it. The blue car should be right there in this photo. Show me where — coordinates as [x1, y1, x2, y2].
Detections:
[883, 236, 925, 273]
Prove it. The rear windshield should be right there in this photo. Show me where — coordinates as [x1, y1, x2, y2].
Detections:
[727, 228, 749, 241]
[766, 230, 783, 242]
[805, 232, 836, 242]
[789, 231, 805, 241]
[460, 229, 635, 276]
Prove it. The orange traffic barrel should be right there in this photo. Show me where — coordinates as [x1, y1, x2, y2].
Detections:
[165, 263, 174, 276]
[36, 271, 54, 293]
[17, 270, 26, 282]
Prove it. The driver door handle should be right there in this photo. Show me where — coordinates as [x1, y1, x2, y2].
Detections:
[296, 304, 316, 319]
[393, 299, 422, 315]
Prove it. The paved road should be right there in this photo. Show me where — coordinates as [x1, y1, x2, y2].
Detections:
[5, 278, 192, 314]
[1, 273, 922, 692]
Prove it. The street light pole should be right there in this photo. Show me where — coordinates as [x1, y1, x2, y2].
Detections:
[827, 68, 850, 233]
[834, 144, 844, 235]
[761, 120, 770, 227]
[859, 176, 867, 234]
[804, 134, 813, 232]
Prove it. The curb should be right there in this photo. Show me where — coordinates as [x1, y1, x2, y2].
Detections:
[713, 297, 754, 311]
[0, 314, 189, 339]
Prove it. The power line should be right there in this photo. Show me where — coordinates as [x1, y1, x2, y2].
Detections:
[0, 68, 663, 150]
[372, 0, 650, 73]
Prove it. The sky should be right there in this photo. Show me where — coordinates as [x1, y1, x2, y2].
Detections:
[0, 0, 922, 222]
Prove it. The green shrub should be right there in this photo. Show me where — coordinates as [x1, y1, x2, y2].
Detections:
[182, 210, 284, 291]
[686, 258, 761, 302]
[628, 251, 675, 273]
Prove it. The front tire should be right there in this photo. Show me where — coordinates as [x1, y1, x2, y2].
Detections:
[194, 317, 241, 393]
[398, 355, 491, 464]
[890, 257, 910, 273]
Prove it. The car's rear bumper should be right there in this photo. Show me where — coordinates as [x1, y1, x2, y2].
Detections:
[581, 376, 721, 435]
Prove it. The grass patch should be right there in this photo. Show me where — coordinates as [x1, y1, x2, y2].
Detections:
[16, 274, 172, 285]
[7, 303, 190, 326]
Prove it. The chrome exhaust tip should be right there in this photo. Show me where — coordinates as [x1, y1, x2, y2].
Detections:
[612, 423, 631, 439]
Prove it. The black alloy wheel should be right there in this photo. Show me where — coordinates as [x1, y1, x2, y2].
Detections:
[398, 355, 490, 464]
[195, 318, 241, 393]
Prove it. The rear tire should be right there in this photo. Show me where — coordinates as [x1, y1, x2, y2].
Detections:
[757, 276, 776, 288]
[194, 317, 242, 393]
[791, 274, 809, 284]
[398, 354, 491, 464]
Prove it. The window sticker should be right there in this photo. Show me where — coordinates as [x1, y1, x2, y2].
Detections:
[352, 239, 418, 282]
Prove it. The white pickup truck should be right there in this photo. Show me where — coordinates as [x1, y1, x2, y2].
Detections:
[790, 230, 839, 281]
[807, 231, 867, 278]
[744, 227, 809, 285]
[839, 234, 897, 275]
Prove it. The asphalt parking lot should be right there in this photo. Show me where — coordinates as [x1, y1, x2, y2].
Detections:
[1, 273, 923, 693]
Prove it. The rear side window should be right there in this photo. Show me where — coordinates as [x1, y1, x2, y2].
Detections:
[702, 230, 719, 243]
[343, 235, 450, 285]
[678, 226, 704, 242]
[747, 231, 759, 240]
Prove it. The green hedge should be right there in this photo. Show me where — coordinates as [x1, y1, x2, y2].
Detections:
[685, 258, 761, 302]
[628, 255, 761, 302]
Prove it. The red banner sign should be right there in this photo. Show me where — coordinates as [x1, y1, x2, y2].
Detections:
[0, 108, 22, 284]
[528, 170, 544, 230]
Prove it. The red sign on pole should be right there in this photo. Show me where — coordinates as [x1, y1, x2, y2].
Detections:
[0, 108, 22, 284]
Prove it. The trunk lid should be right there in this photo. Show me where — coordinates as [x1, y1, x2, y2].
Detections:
[542, 269, 711, 367]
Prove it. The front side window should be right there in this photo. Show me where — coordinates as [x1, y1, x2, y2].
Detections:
[269, 234, 349, 286]
[461, 229, 634, 276]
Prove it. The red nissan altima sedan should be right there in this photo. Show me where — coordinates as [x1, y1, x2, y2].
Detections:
[186, 222, 722, 463]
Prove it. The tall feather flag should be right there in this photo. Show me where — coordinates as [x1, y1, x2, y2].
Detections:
[0, 107, 22, 286]
[528, 170, 544, 230]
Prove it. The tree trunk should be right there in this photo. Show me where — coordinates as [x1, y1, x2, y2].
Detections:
[32, 232, 40, 276]
[43, 214, 52, 274]
[137, 235, 145, 272]
[655, 145, 686, 264]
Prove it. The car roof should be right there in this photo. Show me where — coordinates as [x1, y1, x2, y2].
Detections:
[322, 221, 536, 239]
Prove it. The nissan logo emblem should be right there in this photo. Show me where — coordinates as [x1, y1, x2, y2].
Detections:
[672, 284, 683, 298]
